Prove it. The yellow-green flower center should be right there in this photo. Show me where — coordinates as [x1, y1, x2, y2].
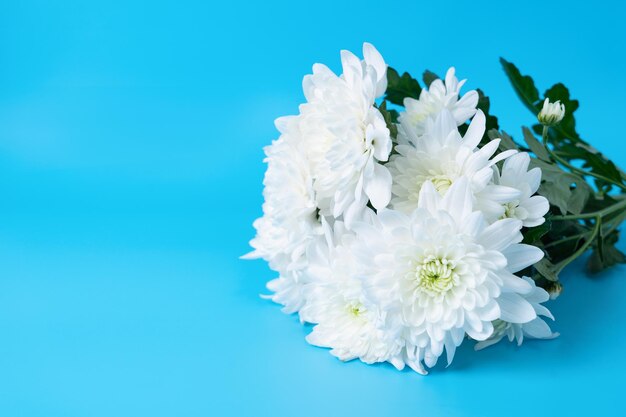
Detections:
[347, 302, 366, 317]
[430, 175, 453, 195]
[416, 256, 455, 293]
[501, 202, 518, 219]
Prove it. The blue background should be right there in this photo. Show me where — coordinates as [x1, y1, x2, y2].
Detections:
[1, 1, 625, 415]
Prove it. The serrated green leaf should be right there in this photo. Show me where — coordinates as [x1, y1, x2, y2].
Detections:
[476, 89, 499, 133]
[567, 185, 590, 215]
[500, 58, 541, 115]
[476, 88, 490, 112]
[555, 143, 623, 190]
[588, 245, 626, 273]
[587, 230, 626, 273]
[597, 220, 605, 262]
[385, 67, 421, 106]
[539, 182, 570, 215]
[522, 127, 551, 161]
[488, 129, 520, 152]
[422, 70, 439, 88]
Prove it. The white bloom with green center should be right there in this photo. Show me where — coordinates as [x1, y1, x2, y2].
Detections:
[538, 98, 565, 126]
[398, 67, 478, 136]
[388, 109, 518, 215]
[243, 116, 322, 314]
[299, 43, 392, 226]
[488, 152, 550, 227]
[350, 179, 544, 374]
[475, 276, 558, 350]
[300, 221, 405, 367]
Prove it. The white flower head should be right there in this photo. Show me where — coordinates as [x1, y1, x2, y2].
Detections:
[243, 116, 323, 313]
[538, 98, 565, 126]
[490, 152, 550, 227]
[300, 43, 392, 226]
[398, 67, 479, 136]
[300, 221, 405, 368]
[475, 276, 558, 350]
[351, 178, 545, 374]
[389, 109, 518, 215]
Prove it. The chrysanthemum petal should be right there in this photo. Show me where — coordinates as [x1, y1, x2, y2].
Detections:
[497, 292, 537, 324]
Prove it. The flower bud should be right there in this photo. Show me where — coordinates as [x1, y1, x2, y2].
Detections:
[547, 281, 563, 300]
[538, 98, 565, 126]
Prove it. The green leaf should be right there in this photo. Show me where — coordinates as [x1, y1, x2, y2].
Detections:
[476, 89, 499, 133]
[422, 70, 440, 87]
[597, 220, 605, 263]
[555, 142, 623, 191]
[539, 182, 570, 215]
[534, 258, 560, 282]
[522, 220, 551, 245]
[587, 237, 626, 273]
[567, 185, 590, 215]
[488, 129, 520, 152]
[500, 58, 541, 115]
[385, 67, 421, 106]
[588, 230, 626, 273]
[522, 127, 551, 162]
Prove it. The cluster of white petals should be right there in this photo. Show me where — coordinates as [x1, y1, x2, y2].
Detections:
[350, 179, 549, 373]
[300, 43, 392, 226]
[398, 67, 478, 136]
[246, 43, 556, 374]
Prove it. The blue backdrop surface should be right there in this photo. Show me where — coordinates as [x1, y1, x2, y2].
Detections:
[1, 1, 625, 416]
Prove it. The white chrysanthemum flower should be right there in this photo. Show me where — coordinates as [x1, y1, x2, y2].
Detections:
[538, 98, 565, 126]
[398, 67, 479, 136]
[299, 43, 392, 226]
[300, 221, 405, 368]
[262, 269, 309, 316]
[389, 109, 518, 215]
[351, 179, 544, 374]
[490, 152, 550, 227]
[243, 116, 323, 313]
[475, 276, 558, 350]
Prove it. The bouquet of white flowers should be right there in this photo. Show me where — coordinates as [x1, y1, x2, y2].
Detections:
[244, 43, 626, 374]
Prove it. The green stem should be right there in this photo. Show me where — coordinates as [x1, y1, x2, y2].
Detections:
[555, 216, 602, 274]
[541, 126, 626, 191]
[550, 197, 626, 221]
[543, 232, 587, 249]
[601, 209, 626, 238]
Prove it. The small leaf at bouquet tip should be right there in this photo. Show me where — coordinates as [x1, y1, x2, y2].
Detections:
[522, 127, 551, 162]
[422, 70, 440, 87]
[376, 101, 399, 139]
[500, 58, 541, 114]
[534, 258, 560, 282]
[385, 67, 422, 106]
